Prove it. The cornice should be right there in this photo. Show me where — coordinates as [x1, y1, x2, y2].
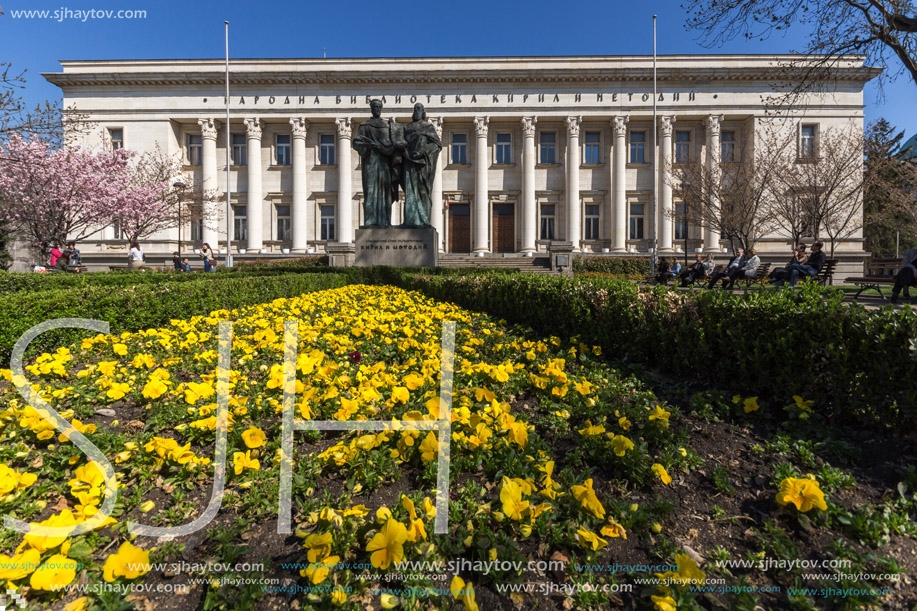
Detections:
[42, 62, 882, 89]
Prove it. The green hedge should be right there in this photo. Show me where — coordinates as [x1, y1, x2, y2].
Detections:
[572, 256, 652, 275]
[390, 272, 917, 426]
[0, 264, 342, 294]
[0, 272, 350, 362]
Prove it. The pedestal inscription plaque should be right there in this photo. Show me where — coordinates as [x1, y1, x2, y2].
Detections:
[354, 227, 439, 267]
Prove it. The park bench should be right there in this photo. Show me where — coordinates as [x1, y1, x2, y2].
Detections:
[734, 262, 771, 289]
[810, 259, 838, 286]
[843, 257, 901, 299]
[47, 265, 87, 273]
[680, 264, 723, 287]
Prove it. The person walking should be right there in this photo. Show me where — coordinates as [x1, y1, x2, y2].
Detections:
[200, 243, 215, 272]
[128, 242, 145, 270]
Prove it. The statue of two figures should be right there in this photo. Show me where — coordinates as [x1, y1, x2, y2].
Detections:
[353, 100, 442, 229]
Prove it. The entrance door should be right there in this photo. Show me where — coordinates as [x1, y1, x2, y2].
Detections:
[449, 204, 471, 253]
[492, 203, 515, 253]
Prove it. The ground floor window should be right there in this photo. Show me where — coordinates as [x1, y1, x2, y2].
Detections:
[540, 203, 555, 240]
[276, 205, 291, 242]
[320, 205, 335, 241]
[629, 203, 645, 240]
[584, 204, 600, 240]
[233, 205, 247, 242]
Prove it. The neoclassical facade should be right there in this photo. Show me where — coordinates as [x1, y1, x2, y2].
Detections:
[44, 55, 877, 260]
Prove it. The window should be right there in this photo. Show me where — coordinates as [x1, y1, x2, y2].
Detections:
[675, 131, 690, 163]
[721, 131, 736, 162]
[451, 133, 467, 164]
[275, 134, 291, 166]
[276, 205, 291, 241]
[800, 125, 816, 159]
[186, 134, 202, 166]
[496, 133, 512, 164]
[190, 205, 203, 242]
[320, 205, 335, 241]
[539, 132, 556, 164]
[109, 128, 123, 151]
[674, 202, 687, 241]
[233, 204, 247, 242]
[232, 134, 246, 166]
[112, 219, 125, 240]
[630, 131, 646, 164]
[319, 134, 336, 165]
[584, 204, 600, 240]
[584, 131, 601, 164]
[629, 203, 645, 240]
[540, 204, 556, 240]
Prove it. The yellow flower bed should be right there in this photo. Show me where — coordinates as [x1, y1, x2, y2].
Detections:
[0, 285, 683, 609]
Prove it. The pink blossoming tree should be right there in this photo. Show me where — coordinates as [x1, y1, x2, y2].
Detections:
[0, 134, 138, 261]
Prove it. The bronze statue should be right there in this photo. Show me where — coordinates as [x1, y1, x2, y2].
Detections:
[353, 99, 403, 227]
[401, 103, 442, 228]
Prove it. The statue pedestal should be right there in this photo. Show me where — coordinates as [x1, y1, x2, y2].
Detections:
[354, 227, 439, 267]
[326, 242, 356, 268]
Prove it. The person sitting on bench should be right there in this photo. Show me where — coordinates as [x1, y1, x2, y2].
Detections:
[707, 249, 745, 289]
[724, 248, 760, 289]
[776, 242, 824, 287]
[680, 253, 706, 286]
[890, 248, 917, 304]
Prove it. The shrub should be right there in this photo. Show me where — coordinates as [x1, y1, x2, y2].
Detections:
[389, 272, 917, 426]
[0, 272, 350, 362]
[573, 256, 651, 276]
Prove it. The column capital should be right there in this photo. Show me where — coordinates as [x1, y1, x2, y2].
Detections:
[659, 115, 676, 138]
[244, 117, 263, 139]
[565, 116, 582, 138]
[521, 116, 537, 137]
[335, 117, 352, 139]
[612, 115, 629, 137]
[429, 116, 443, 139]
[705, 114, 724, 137]
[473, 116, 489, 137]
[198, 118, 218, 140]
[289, 117, 309, 139]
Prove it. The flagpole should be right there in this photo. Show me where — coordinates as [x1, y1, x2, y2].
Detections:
[224, 20, 233, 268]
[651, 15, 658, 283]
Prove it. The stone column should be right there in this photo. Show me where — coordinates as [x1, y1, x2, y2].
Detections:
[430, 117, 445, 252]
[199, 118, 219, 246]
[473, 116, 489, 254]
[704, 114, 723, 252]
[243, 118, 263, 251]
[612, 116, 629, 252]
[336, 118, 353, 244]
[658, 115, 676, 252]
[565, 116, 582, 251]
[521, 116, 537, 253]
[290, 117, 309, 252]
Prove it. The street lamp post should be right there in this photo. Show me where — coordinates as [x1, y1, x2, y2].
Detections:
[684, 200, 689, 267]
[173, 181, 186, 257]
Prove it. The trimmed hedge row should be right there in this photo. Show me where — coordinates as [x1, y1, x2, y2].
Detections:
[572, 256, 652, 275]
[0, 264, 341, 294]
[391, 272, 917, 425]
[0, 272, 350, 362]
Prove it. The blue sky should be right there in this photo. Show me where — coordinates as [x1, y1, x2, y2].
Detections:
[2, 0, 915, 139]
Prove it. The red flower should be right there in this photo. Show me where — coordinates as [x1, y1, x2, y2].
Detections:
[348, 351, 361, 364]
